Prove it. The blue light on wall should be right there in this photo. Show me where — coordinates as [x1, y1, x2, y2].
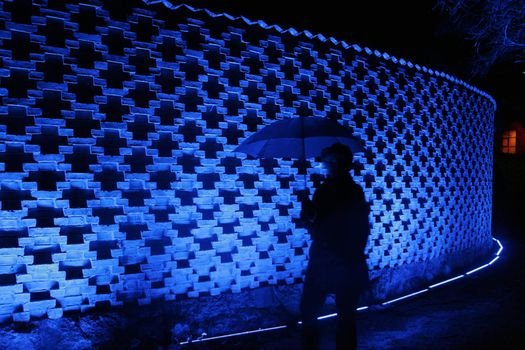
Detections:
[0, 0, 495, 325]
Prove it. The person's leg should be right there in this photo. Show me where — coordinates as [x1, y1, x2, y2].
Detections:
[300, 268, 327, 350]
[334, 285, 359, 350]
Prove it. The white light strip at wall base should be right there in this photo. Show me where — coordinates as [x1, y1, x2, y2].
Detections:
[428, 274, 464, 288]
[381, 288, 429, 305]
[180, 325, 288, 344]
[180, 237, 503, 346]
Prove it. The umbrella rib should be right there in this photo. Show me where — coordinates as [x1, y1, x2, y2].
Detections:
[258, 138, 272, 158]
[235, 117, 364, 159]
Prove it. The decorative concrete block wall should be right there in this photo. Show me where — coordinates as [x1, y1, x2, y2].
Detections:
[0, 0, 495, 323]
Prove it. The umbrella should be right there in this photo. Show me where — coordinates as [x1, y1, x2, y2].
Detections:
[234, 116, 365, 197]
[234, 116, 365, 160]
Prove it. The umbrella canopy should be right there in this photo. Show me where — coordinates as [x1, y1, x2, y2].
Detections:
[234, 116, 365, 159]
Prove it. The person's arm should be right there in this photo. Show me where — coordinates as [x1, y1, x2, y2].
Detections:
[300, 196, 316, 223]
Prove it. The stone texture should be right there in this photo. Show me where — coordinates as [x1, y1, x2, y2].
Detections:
[0, 0, 494, 326]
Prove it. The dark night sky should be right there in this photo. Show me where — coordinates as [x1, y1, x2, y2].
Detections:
[176, 1, 453, 70]
[169, 0, 524, 126]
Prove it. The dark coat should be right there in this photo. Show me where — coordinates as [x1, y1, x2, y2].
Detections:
[301, 173, 371, 291]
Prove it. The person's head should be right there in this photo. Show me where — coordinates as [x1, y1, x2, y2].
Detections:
[321, 143, 353, 176]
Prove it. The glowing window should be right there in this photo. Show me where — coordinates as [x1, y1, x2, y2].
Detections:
[502, 130, 517, 154]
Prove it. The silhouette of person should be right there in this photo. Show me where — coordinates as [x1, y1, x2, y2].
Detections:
[299, 142, 370, 350]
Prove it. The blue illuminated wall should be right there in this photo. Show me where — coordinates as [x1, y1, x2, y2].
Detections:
[0, 0, 495, 324]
